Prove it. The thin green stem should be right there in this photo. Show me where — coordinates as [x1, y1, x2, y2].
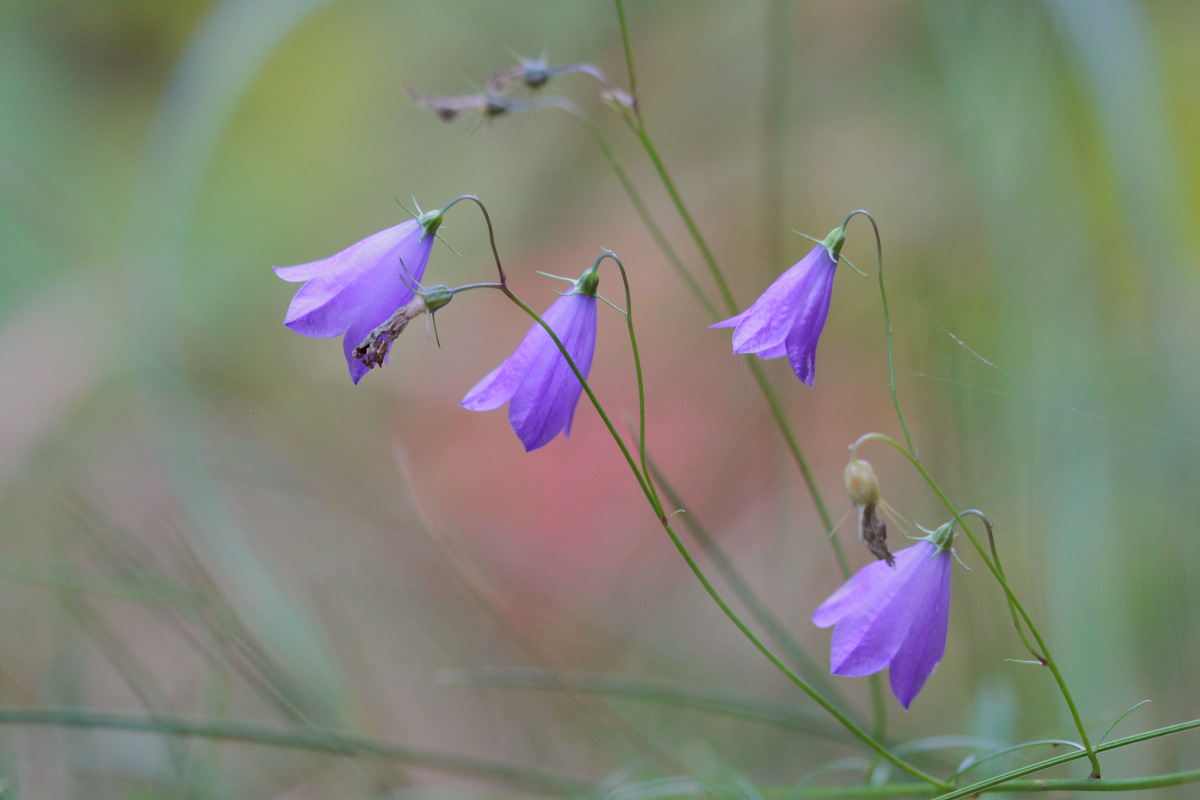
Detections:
[0, 708, 592, 796]
[647, 456, 844, 700]
[441, 194, 505, 281]
[961, 508, 1042, 660]
[870, 676, 887, 742]
[627, 120, 738, 314]
[764, 766, 1200, 798]
[762, 0, 791, 273]
[614, 2, 732, 313]
[854, 432, 1101, 778]
[842, 210, 915, 457]
[654, 515, 947, 790]
[611, 3, 847, 576]
[460, 195, 656, 508]
[556, 105, 718, 318]
[985, 769, 1200, 794]
[608, 253, 654, 496]
[613, 0, 638, 113]
[499, 282, 657, 510]
[927, 716, 1200, 799]
[476, 228, 930, 783]
[393, 450, 683, 774]
[746, 356, 851, 577]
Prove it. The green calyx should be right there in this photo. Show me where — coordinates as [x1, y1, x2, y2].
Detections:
[417, 208, 445, 238]
[821, 225, 847, 262]
[572, 265, 601, 297]
[922, 520, 957, 554]
[420, 284, 455, 313]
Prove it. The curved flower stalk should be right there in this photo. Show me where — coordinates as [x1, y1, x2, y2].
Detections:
[461, 266, 600, 451]
[275, 208, 444, 383]
[710, 224, 845, 386]
[812, 522, 956, 709]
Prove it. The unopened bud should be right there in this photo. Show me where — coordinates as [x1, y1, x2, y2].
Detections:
[859, 504, 894, 566]
[844, 459, 880, 507]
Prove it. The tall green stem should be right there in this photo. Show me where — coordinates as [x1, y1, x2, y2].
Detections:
[648, 459, 844, 700]
[842, 209, 916, 457]
[656, 514, 946, 788]
[558, 106, 718, 319]
[612, 0, 849, 577]
[613, 254, 654, 494]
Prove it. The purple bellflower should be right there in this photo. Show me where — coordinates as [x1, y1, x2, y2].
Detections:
[275, 208, 444, 384]
[812, 521, 956, 709]
[461, 266, 600, 452]
[710, 225, 846, 386]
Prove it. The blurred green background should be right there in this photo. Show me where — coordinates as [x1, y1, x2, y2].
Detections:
[2, 0, 1199, 797]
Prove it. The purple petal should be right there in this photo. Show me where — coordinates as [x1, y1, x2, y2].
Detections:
[726, 247, 836, 358]
[507, 294, 597, 451]
[888, 550, 952, 708]
[460, 303, 562, 412]
[782, 257, 837, 386]
[283, 225, 433, 341]
[709, 307, 750, 330]
[820, 543, 939, 677]
[336, 239, 433, 384]
[812, 557, 895, 628]
[274, 220, 420, 284]
[461, 361, 517, 412]
[461, 292, 598, 451]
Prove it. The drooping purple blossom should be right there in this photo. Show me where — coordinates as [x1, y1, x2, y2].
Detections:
[461, 268, 599, 452]
[710, 225, 846, 386]
[275, 210, 442, 383]
[812, 524, 955, 709]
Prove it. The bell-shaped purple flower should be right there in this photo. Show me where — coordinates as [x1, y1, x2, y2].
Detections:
[461, 268, 599, 452]
[275, 209, 443, 384]
[812, 523, 955, 709]
[710, 225, 846, 386]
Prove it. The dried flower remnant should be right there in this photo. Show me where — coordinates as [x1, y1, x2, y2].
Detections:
[409, 55, 634, 126]
[812, 521, 956, 709]
[407, 88, 520, 123]
[275, 207, 443, 383]
[858, 504, 892, 565]
[711, 225, 846, 386]
[845, 458, 893, 565]
[537, 60, 636, 108]
[461, 266, 600, 452]
[353, 285, 455, 370]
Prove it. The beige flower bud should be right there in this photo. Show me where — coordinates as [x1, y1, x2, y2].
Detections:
[844, 459, 880, 507]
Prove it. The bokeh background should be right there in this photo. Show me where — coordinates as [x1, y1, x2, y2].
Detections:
[2, 0, 1199, 797]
